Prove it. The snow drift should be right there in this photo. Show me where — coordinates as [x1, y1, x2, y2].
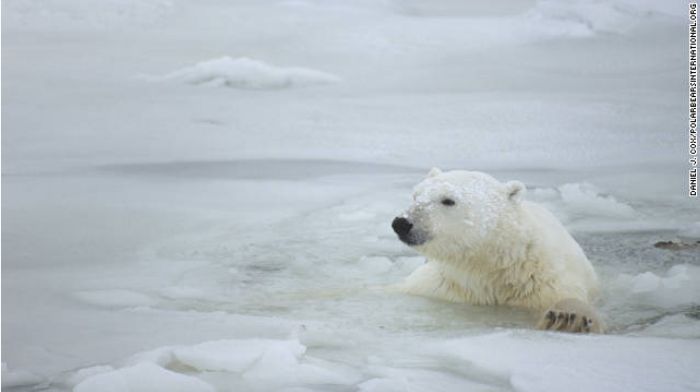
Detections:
[155, 57, 340, 89]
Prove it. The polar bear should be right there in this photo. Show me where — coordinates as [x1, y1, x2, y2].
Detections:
[391, 168, 604, 333]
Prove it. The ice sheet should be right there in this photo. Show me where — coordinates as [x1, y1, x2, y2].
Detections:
[2, 1, 698, 391]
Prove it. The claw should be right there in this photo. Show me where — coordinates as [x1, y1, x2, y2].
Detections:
[542, 310, 557, 329]
[539, 299, 603, 334]
[581, 317, 591, 332]
[554, 312, 569, 330]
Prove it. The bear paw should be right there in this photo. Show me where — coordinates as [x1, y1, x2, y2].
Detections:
[537, 298, 604, 334]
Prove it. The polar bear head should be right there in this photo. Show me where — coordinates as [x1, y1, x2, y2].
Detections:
[392, 168, 525, 262]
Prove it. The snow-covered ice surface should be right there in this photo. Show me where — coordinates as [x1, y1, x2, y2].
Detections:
[2, 1, 699, 391]
[150, 56, 340, 89]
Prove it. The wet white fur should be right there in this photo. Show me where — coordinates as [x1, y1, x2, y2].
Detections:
[397, 169, 599, 311]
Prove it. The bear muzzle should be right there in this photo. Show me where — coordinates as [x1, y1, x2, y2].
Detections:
[392, 216, 427, 246]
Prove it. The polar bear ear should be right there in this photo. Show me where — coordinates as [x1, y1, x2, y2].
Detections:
[427, 167, 442, 178]
[505, 180, 526, 203]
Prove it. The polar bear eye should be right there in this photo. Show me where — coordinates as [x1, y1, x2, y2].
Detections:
[441, 198, 456, 206]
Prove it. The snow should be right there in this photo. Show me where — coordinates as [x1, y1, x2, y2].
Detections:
[152, 57, 340, 89]
[2, 0, 698, 391]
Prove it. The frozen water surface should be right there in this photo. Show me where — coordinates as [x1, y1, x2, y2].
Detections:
[2, 1, 699, 391]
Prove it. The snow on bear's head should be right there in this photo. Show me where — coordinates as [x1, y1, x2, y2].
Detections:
[392, 168, 525, 262]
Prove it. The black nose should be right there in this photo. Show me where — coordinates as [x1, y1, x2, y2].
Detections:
[392, 217, 413, 236]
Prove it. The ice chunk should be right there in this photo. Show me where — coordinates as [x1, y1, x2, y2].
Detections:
[154, 57, 340, 89]
[70, 338, 355, 391]
[242, 345, 350, 387]
[664, 265, 692, 289]
[120, 339, 355, 389]
[614, 264, 700, 309]
[173, 339, 305, 373]
[631, 272, 661, 293]
[557, 183, 636, 219]
[126, 346, 177, 367]
[530, 182, 638, 231]
[424, 331, 700, 392]
[73, 362, 214, 392]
